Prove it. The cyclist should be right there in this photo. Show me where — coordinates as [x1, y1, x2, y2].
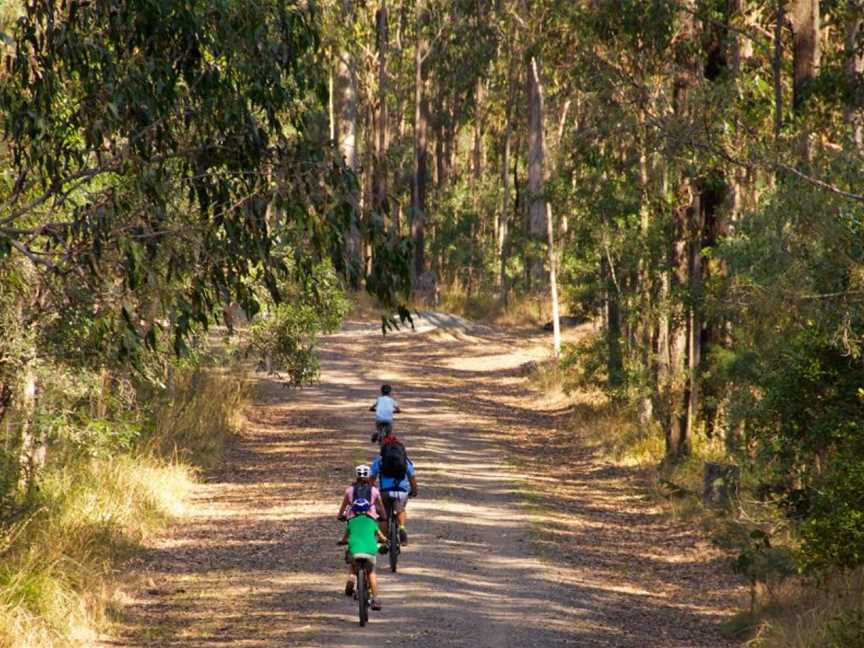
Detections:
[337, 465, 385, 544]
[342, 498, 387, 611]
[370, 434, 417, 544]
[369, 384, 401, 443]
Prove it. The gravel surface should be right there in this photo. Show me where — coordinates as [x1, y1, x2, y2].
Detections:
[101, 318, 743, 647]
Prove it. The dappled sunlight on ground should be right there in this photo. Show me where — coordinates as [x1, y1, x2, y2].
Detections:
[101, 314, 742, 648]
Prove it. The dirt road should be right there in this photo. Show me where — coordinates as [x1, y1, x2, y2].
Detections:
[105, 317, 742, 647]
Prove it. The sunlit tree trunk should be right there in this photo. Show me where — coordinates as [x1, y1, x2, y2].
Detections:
[498, 68, 515, 296]
[530, 56, 560, 356]
[527, 54, 547, 285]
[846, 2, 864, 151]
[333, 0, 361, 281]
[790, 0, 821, 160]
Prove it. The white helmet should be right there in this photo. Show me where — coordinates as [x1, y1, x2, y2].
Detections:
[355, 464, 371, 479]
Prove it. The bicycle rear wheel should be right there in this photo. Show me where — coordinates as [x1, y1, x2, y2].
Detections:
[357, 568, 368, 626]
[388, 511, 400, 572]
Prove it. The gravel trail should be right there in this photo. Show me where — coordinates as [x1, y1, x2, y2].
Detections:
[102, 318, 741, 647]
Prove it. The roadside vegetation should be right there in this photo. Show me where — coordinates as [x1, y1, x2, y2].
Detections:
[2, 0, 864, 646]
[0, 360, 246, 647]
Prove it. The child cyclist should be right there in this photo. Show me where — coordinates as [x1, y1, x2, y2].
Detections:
[371, 434, 417, 544]
[342, 498, 388, 611]
[337, 464, 385, 544]
[369, 384, 401, 443]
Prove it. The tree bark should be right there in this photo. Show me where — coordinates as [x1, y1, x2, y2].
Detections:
[789, 0, 820, 162]
[790, 0, 821, 113]
[498, 72, 515, 296]
[373, 0, 389, 213]
[846, 1, 864, 151]
[333, 0, 361, 280]
[527, 55, 547, 285]
[666, 1, 701, 462]
[472, 78, 484, 187]
[411, 2, 429, 280]
[773, 1, 784, 140]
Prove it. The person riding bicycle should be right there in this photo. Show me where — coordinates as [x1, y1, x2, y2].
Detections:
[369, 384, 401, 443]
[337, 464, 385, 544]
[342, 498, 387, 611]
[370, 434, 417, 544]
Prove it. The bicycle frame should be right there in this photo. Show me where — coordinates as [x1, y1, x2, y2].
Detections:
[354, 557, 372, 626]
[385, 497, 401, 572]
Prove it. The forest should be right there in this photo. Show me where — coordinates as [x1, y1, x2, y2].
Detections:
[1, 0, 863, 646]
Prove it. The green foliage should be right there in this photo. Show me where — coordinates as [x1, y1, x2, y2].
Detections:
[823, 608, 864, 648]
[801, 457, 864, 573]
[247, 261, 350, 386]
[0, 0, 361, 359]
[733, 529, 796, 613]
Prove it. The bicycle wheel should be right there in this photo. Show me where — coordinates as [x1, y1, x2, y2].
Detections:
[357, 568, 368, 626]
[388, 511, 399, 572]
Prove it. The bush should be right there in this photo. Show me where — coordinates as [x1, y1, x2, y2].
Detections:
[800, 457, 864, 574]
[246, 261, 350, 386]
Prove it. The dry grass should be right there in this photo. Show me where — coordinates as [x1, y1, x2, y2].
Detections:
[149, 366, 249, 469]
[439, 290, 545, 327]
[0, 367, 248, 647]
[347, 290, 385, 320]
[739, 570, 864, 647]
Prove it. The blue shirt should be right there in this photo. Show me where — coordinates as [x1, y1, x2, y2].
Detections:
[370, 456, 415, 492]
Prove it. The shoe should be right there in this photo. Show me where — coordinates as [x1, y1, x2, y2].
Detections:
[344, 580, 354, 597]
[399, 527, 408, 544]
[371, 598, 382, 611]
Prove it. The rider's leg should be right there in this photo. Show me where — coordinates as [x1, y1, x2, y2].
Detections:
[368, 565, 382, 610]
[368, 567, 378, 596]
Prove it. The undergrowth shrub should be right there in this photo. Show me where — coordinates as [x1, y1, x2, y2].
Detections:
[0, 365, 246, 647]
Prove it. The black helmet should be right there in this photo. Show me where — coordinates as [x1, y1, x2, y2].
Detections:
[381, 384, 392, 395]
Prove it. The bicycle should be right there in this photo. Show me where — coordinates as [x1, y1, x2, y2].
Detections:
[353, 556, 374, 626]
[371, 420, 393, 446]
[384, 495, 401, 572]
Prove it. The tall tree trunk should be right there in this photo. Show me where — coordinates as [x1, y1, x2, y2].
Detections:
[790, 0, 821, 112]
[603, 250, 623, 388]
[790, 0, 821, 161]
[666, 1, 701, 462]
[773, 1, 785, 140]
[374, 0, 389, 213]
[333, 0, 361, 281]
[527, 55, 547, 285]
[434, 95, 446, 188]
[846, 2, 864, 151]
[17, 362, 43, 494]
[498, 66, 515, 296]
[637, 123, 654, 426]
[472, 78, 484, 187]
[530, 56, 560, 356]
[411, 3, 429, 280]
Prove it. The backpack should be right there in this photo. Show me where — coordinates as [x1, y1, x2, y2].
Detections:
[380, 441, 408, 483]
[352, 482, 372, 503]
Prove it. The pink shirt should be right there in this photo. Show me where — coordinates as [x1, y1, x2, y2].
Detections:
[344, 484, 382, 519]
